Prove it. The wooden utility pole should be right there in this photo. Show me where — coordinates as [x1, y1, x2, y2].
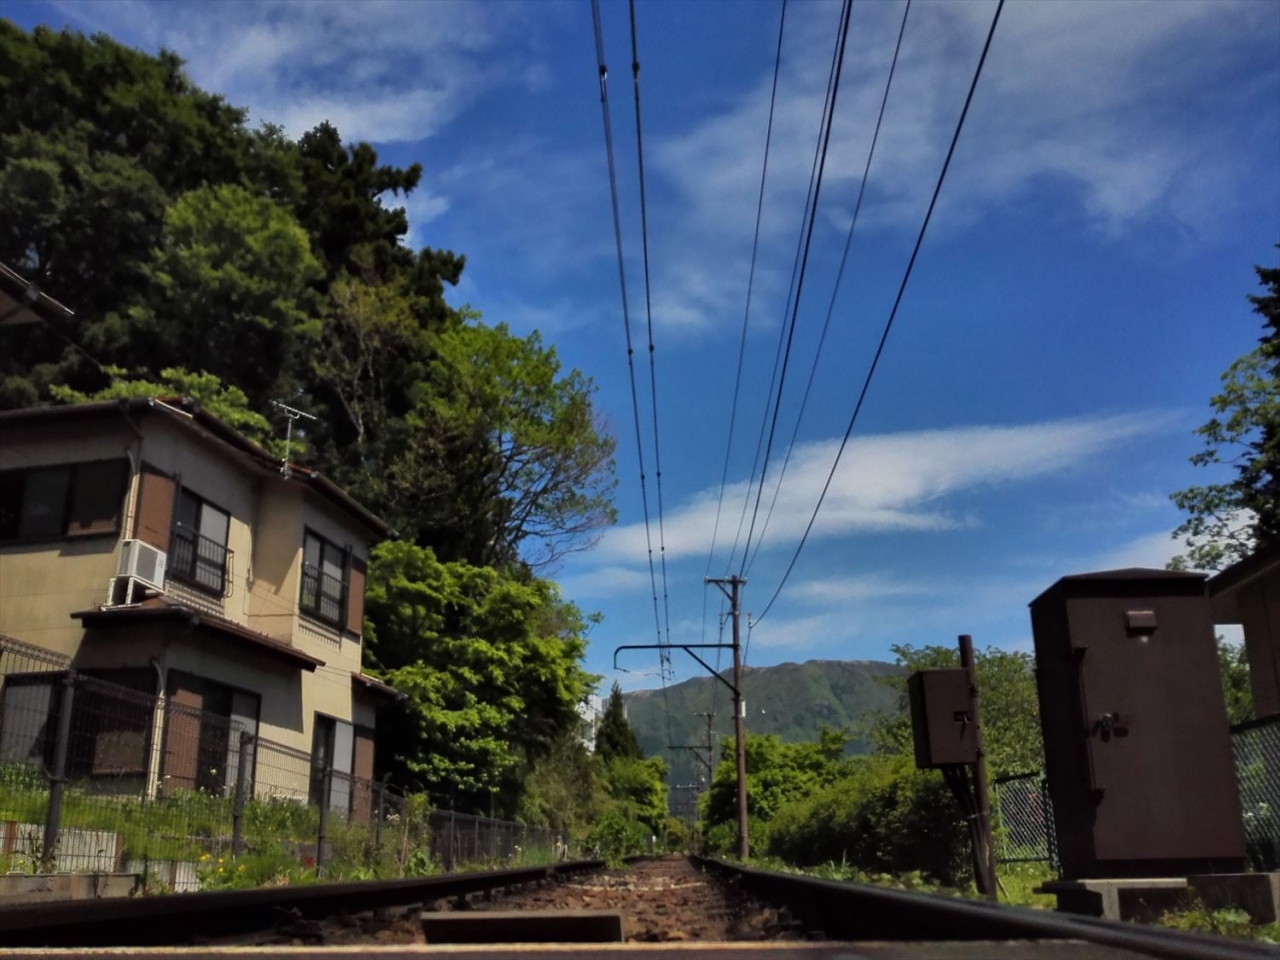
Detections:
[959, 633, 998, 900]
[706, 576, 748, 861]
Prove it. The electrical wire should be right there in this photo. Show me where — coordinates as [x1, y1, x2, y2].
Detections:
[723, 1, 846, 576]
[744, 0, 912, 578]
[590, 0, 665, 673]
[703, 0, 787, 584]
[754, 0, 1006, 624]
[738, 0, 854, 577]
[591, 0, 672, 749]
[628, 0, 675, 687]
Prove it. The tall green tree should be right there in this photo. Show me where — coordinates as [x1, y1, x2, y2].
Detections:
[1219, 637, 1254, 726]
[362, 541, 595, 812]
[429, 321, 617, 569]
[595, 683, 643, 762]
[98, 184, 322, 407]
[1172, 252, 1280, 570]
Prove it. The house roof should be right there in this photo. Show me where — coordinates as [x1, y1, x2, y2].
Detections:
[0, 262, 74, 329]
[0, 397, 395, 539]
[351, 671, 404, 703]
[70, 599, 325, 671]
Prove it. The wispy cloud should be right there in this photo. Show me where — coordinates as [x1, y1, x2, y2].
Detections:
[51, 0, 549, 144]
[596, 412, 1175, 565]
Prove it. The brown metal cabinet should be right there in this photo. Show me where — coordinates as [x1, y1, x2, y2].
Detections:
[1029, 569, 1246, 879]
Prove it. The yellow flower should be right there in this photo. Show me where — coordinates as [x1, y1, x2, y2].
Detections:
[238, 864, 245, 872]
[200, 854, 210, 862]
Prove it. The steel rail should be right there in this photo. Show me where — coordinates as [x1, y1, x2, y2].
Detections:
[0, 859, 610, 948]
[692, 857, 1273, 960]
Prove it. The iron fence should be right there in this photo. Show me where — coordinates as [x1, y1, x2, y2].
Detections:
[1233, 712, 1280, 871]
[0, 661, 561, 888]
[991, 771, 1056, 871]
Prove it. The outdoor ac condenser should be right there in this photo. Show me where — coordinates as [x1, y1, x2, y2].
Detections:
[116, 539, 167, 591]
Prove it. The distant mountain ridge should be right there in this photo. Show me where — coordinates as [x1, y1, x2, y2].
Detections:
[621, 658, 902, 802]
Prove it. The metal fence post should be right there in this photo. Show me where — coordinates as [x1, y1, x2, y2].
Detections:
[231, 731, 253, 856]
[42, 671, 77, 870]
[373, 782, 384, 852]
[316, 764, 332, 877]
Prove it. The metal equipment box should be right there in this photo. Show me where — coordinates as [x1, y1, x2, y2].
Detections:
[1029, 569, 1246, 880]
[908, 668, 978, 768]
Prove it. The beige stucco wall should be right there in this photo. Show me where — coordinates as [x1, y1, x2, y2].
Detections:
[0, 418, 141, 658]
[2, 407, 380, 752]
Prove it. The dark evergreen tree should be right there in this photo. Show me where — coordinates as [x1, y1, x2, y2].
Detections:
[595, 683, 643, 763]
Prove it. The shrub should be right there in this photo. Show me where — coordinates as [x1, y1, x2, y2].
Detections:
[766, 753, 969, 886]
[584, 812, 648, 867]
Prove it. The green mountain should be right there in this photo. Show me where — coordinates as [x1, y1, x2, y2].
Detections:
[622, 658, 903, 805]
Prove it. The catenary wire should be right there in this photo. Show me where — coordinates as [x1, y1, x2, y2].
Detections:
[589, 0, 666, 704]
[723, 2, 845, 576]
[628, 0, 675, 687]
[738, 0, 854, 577]
[703, 0, 788, 582]
[754, 0, 1006, 625]
[744, 0, 912, 579]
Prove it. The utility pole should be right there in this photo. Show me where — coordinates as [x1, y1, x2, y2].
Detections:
[959, 633, 998, 900]
[706, 575, 748, 861]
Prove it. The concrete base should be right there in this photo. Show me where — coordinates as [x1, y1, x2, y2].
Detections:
[1037, 878, 1188, 922]
[1188, 872, 1280, 924]
[0, 872, 143, 904]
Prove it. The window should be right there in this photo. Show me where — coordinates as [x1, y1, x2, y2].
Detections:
[309, 713, 354, 810]
[162, 671, 260, 797]
[0, 460, 129, 542]
[300, 531, 347, 625]
[169, 489, 230, 595]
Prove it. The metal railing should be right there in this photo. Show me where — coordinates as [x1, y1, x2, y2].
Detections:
[0, 665, 560, 887]
[299, 563, 344, 624]
[169, 527, 231, 597]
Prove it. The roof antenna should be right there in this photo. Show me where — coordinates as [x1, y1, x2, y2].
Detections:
[270, 400, 317, 478]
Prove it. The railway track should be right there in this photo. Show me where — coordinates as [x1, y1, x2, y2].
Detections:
[0, 855, 1271, 958]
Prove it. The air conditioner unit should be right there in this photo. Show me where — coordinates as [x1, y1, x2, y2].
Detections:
[117, 539, 167, 591]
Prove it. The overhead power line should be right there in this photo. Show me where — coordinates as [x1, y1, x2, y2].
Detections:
[755, 0, 1007, 625]
[628, 0, 675, 689]
[738, 0, 855, 576]
[745, 0, 913, 579]
[589, 0, 665, 680]
[724, 0, 847, 577]
[704, 0, 788, 583]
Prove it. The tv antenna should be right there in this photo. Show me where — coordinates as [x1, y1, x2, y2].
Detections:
[270, 400, 317, 478]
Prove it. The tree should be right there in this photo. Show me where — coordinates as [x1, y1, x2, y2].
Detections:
[867, 644, 1043, 778]
[595, 683, 643, 762]
[1171, 253, 1280, 570]
[48, 368, 288, 457]
[104, 184, 322, 408]
[1219, 637, 1253, 726]
[701, 728, 850, 843]
[429, 321, 617, 569]
[604, 755, 669, 833]
[362, 541, 595, 812]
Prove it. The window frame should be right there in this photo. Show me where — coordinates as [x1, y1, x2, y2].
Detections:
[168, 488, 231, 596]
[299, 529, 348, 627]
[0, 459, 130, 544]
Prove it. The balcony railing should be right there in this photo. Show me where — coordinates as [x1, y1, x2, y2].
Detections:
[169, 527, 230, 596]
[300, 563, 345, 625]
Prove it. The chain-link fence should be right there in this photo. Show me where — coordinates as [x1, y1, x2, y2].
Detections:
[1233, 713, 1280, 871]
[991, 771, 1056, 871]
[0, 648, 562, 889]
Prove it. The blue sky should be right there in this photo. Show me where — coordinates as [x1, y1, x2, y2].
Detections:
[10, 0, 1280, 693]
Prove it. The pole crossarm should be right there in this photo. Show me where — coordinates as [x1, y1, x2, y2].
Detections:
[612, 643, 739, 698]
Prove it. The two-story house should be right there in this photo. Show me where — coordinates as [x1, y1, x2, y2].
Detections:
[0, 395, 399, 805]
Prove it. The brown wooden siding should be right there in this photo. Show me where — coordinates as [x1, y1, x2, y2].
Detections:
[135, 466, 176, 551]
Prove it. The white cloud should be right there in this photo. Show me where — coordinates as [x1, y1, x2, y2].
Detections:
[596, 411, 1174, 565]
[559, 565, 654, 598]
[50, 0, 548, 144]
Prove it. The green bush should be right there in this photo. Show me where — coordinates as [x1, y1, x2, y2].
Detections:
[766, 754, 969, 886]
[584, 812, 648, 867]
